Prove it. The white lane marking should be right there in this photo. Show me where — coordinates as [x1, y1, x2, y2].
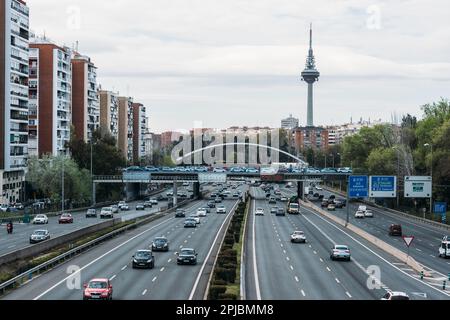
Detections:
[189, 199, 241, 300]
[142, 289, 147, 295]
[152, 276, 157, 282]
[283, 250, 286, 254]
[346, 292, 352, 298]
[188, 235, 191, 239]
[313, 251, 317, 255]
[31, 213, 184, 300]
[160, 267, 165, 272]
[286, 257, 290, 261]
[416, 248, 422, 252]
[320, 258, 324, 262]
[7, 245, 16, 249]
[280, 244, 284, 248]
[301, 290, 306, 297]
[335, 278, 340, 284]
[290, 265, 294, 270]
[295, 276, 299, 282]
[109, 275, 116, 281]
[179, 245, 183, 248]
[121, 265, 127, 271]
[326, 267, 331, 272]
[184, 240, 188, 243]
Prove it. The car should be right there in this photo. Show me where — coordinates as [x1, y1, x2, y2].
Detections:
[184, 218, 197, 228]
[118, 201, 126, 209]
[327, 203, 336, 211]
[389, 224, 402, 236]
[58, 213, 73, 224]
[136, 203, 145, 210]
[321, 199, 330, 208]
[288, 202, 300, 214]
[179, 192, 188, 198]
[334, 199, 346, 208]
[175, 209, 186, 218]
[197, 208, 207, 217]
[216, 205, 226, 214]
[213, 168, 227, 173]
[330, 245, 351, 261]
[183, 182, 190, 187]
[14, 203, 24, 210]
[156, 194, 167, 201]
[83, 278, 113, 300]
[269, 197, 277, 204]
[29, 230, 50, 244]
[189, 214, 201, 224]
[100, 207, 113, 219]
[329, 195, 336, 200]
[270, 207, 278, 214]
[166, 191, 174, 197]
[0, 204, 8, 212]
[381, 291, 410, 300]
[315, 185, 323, 191]
[358, 205, 367, 212]
[364, 209, 374, 218]
[176, 248, 198, 265]
[144, 201, 153, 208]
[207, 201, 216, 208]
[111, 205, 119, 213]
[255, 208, 264, 216]
[132, 249, 155, 269]
[203, 206, 211, 213]
[354, 210, 365, 219]
[214, 197, 222, 203]
[32, 214, 49, 224]
[280, 196, 288, 202]
[232, 192, 240, 198]
[276, 208, 286, 216]
[439, 237, 450, 258]
[274, 190, 281, 195]
[291, 231, 306, 243]
[5, 207, 18, 213]
[152, 237, 169, 252]
[120, 203, 130, 211]
[150, 199, 158, 205]
[86, 208, 97, 218]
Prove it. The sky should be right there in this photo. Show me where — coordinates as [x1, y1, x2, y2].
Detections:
[28, 0, 450, 133]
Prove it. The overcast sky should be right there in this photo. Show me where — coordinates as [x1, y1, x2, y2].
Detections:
[28, 0, 450, 133]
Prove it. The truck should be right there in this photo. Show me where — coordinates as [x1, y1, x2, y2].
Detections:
[288, 202, 300, 215]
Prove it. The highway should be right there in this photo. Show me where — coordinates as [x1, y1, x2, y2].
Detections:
[2, 185, 247, 300]
[0, 187, 192, 257]
[244, 186, 450, 300]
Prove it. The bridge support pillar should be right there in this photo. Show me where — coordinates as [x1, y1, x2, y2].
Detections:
[193, 182, 201, 199]
[297, 181, 304, 201]
[173, 181, 178, 207]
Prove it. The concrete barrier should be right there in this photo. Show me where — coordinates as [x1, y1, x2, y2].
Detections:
[301, 200, 432, 277]
[0, 218, 119, 266]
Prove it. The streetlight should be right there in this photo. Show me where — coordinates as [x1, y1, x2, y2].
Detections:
[424, 143, 433, 216]
[392, 146, 400, 209]
[61, 155, 65, 213]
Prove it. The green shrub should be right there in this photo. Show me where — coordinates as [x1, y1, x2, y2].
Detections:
[218, 293, 238, 300]
[209, 285, 227, 300]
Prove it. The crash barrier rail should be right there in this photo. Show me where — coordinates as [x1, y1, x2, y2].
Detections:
[322, 186, 450, 232]
[301, 200, 431, 277]
[0, 198, 193, 296]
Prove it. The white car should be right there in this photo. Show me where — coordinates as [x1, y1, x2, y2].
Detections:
[100, 207, 113, 219]
[439, 237, 450, 258]
[213, 168, 226, 173]
[358, 205, 367, 212]
[189, 214, 201, 224]
[291, 231, 306, 243]
[354, 210, 365, 219]
[216, 205, 226, 214]
[197, 208, 207, 217]
[381, 291, 409, 300]
[364, 209, 374, 218]
[315, 185, 323, 191]
[118, 201, 126, 209]
[150, 199, 158, 205]
[255, 208, 264, 216]
[32, 214, 49, 224]
[0, 204, 8, 212]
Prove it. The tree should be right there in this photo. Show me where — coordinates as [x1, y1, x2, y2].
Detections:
[366, 147, 396, 175]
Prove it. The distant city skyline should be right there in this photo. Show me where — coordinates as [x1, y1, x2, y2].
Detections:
[27, 1, 450, 132]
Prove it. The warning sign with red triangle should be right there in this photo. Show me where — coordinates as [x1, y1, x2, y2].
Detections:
[402, 236, 415, 247]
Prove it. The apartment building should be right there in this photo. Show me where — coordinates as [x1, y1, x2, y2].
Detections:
[0, 0, 30, 205]
[132, 103, 147, 162]
[99, 90, 119, 143]
[294, 126, 329, 152]
[28, 46, 38, 156]
[30, 36, 72, 157]
[118, 96, 133, 162]
[281, 114, 299, 130]
[71, 52, 99, 142]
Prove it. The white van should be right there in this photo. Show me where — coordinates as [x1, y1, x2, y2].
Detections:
[358, 205, 367, 212]
[439, 236, 450, 258]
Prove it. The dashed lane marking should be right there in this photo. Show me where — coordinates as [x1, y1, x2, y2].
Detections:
[326, 267, 331, 272]
[295, 276, 299, 282]
[346, 292, 352, 298]
[152, 276, 157, 282]
[301, 290, 306, 297]
[121, 266, 127, 271]
[160, 267, 165, 272]
[109, 275, 116, 281]
[142, 289, 147, 295]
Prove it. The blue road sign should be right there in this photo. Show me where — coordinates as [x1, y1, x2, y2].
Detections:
[349, 175, 369, 198]
[369, 176, 396, 198]
[435, 202, 447, 223]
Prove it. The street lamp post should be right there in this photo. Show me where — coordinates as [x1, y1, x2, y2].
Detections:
[392, 146, 400, 209]
[61, 156, 65, 213]
[424, 143, 433, 216]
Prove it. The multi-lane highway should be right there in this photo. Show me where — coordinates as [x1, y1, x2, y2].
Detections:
[2, 184, 247, 300]
[244, 186, 450, 300]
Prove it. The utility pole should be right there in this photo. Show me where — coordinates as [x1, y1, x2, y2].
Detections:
[91, 141, 94, 206]
[61, 156, 65, 213]
[424, 143, 433, 216]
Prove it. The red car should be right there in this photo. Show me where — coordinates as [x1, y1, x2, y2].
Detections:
[58, 213, 73, 224]
[83, 278, 113, 300]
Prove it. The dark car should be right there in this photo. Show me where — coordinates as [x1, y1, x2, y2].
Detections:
[86, 208, 97, 218]
[175, 209, 186, 218]
[144, 201, 153, 208]
[58, 213, 73, 224]
[83, 278, 113, 300]
[152, 237, 169, 252]
[321, 199, 330, 208]
[389, 224, 402, 236]
[334, 199, 346, 208]
[176, 248, 198, 265]
[156, 194, 167, 201]
[207, 201, 216, 208]
[276, 208, 286, 216]
[184, 218, 197, 228]
[269, 197, 277, 204]
[132, 250, 155, 269]
[329, 195, 336, 200]
[136, 203, 145, 210]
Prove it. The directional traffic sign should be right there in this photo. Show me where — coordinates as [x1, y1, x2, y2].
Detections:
[402, 236, 415, 247]
[369, 176, 396, 198]
[348, 176, 369, 198]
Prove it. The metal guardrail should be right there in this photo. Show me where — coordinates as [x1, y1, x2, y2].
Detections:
[0, 198, 192, 296]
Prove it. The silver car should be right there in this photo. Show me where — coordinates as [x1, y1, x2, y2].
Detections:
[30, 230, 50, 244]
[330, 245, 351, 261]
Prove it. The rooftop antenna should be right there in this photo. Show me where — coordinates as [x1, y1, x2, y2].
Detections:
[75, 40, 79, 53]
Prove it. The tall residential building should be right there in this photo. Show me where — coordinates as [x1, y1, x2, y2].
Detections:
[0, 0, 30, 205]
[281, 114, 299, 130]
[118, 96, 133, 162]
[71, 52, 99, 142]
[28, 46, 38, 156]
[294, 126, 329, 152]
[30, 36, 72, 157]
[143, 129, 153, 159]
[99, 90, 119, 143]
[132, 103, 147, 162]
